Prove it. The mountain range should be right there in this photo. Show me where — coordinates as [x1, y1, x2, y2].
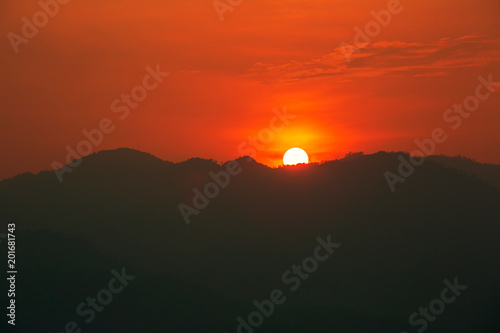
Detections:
[1, 148, 499, 333]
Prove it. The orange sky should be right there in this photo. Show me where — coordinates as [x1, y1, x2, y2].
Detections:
[1, 0, 499, 179]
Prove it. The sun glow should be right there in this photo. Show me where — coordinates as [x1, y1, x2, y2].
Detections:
[283, 148, 309, 165]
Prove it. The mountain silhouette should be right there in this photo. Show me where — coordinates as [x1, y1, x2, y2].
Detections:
[1, 148, 499, 333]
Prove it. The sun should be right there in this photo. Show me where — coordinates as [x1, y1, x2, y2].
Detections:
[283, 148, 309, 165]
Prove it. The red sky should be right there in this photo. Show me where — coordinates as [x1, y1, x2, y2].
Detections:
[1, 0, 500, 179]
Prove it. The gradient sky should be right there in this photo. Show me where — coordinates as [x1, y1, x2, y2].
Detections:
[1, 0, 500, 179]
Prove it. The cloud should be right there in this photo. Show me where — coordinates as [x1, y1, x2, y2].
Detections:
[247, 34, 500, 83]
[413, 71, 447, 78]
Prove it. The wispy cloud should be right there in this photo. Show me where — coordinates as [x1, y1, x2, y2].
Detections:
[247, 34, 500, 83]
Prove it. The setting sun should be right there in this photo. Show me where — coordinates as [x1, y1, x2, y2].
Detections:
[283, 148, 309, 165]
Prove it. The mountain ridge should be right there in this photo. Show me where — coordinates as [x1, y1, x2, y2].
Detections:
[4, 148, 500, 189]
